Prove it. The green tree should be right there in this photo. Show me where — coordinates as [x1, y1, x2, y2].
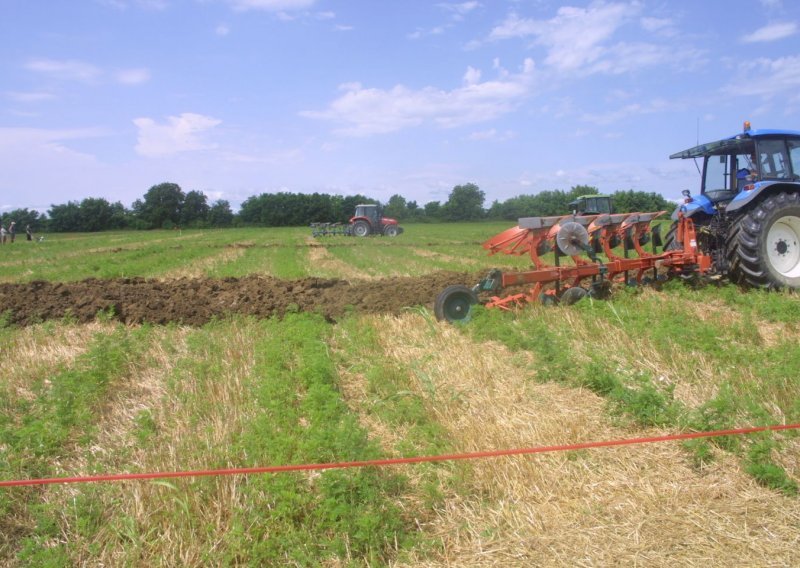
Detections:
[47, 201, 82, 232]
[1, 208, 45, 232]
[79, 197, 114, 232]
[181, 190, 210, 227]
[208, 199, 234, 227]
[611, 190, 673, 213]
[135, 182, 185, 229]
[383, 194, 408, 220]
[442, 183, 485, 221]
[108, 201, 130, 229]
[423, 201, 442, 220]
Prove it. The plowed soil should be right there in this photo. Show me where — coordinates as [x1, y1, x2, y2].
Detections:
[0, 272, 476, 326]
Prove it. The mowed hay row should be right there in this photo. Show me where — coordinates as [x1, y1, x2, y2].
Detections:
[0, 322, 173, 563]
[305, 239, 377, 281]
[158, 243, 249, 279]
[0, 321, 117, 402]
[56, 320, 263, 566]
[356, 313, 800, 566]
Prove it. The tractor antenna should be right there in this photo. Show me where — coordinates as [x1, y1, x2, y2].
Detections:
[693, 117, 702, 175]
[696, 117, 700, 145]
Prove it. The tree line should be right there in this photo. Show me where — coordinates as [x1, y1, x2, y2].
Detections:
[0, 182, 675, 233]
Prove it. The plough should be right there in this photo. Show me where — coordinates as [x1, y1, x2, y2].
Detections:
[310, 222, 352, 237]
[433, 212, 709, 322]
[433, 121, 800, 322]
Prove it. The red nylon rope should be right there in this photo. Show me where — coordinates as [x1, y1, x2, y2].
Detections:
[2, 423, 798, 488]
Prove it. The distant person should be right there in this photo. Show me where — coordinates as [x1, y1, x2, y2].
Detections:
[8, 221, 15, 243]
[0, 224, 5, 244]
[26, 224, 32, 241]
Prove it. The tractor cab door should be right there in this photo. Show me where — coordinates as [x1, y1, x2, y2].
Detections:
[703, 153, 743, 202]
[354, 204, 377, 222]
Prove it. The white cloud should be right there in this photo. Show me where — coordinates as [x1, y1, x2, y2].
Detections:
[438, 1, 480, 21]
[300, 59, 536, 136]
[581, 98, 677, 125]
[489, 3, 634, 71]
[116, 68, 151, 85]
[133, 113, 222, 157]
[227, 0, 315, 11]
[741, 22, 797, 43]
[463, 66, 481, 85]
[486, 3, 681, 75]
[0, 127, 107, 151]
[408, 26, 445, 40]
[640, 16, 672, 33]
[215, 23, 231, 36]
[25, 58, 101, 82]
[725, 55, 800, 97]
[96, 0, 167, 9]
[5, 91, 56, 103]
[466, 128, 515, 141]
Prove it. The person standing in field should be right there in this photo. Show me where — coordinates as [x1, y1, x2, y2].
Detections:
[8, 221, 16, 243]
[0, 224, 6, 244]
[26, 224, 32, 241]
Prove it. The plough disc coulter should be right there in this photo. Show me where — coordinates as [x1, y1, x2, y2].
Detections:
[434, 211, 709, 323]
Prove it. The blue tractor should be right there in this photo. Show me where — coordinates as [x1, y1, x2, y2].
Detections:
[666, 122, 800, 289]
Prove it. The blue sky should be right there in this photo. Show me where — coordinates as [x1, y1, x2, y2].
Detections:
[2, 0, 799, 214]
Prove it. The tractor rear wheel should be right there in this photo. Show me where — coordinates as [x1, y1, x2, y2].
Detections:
[662, 221, 680, 251]
[383, 224, 399, 237]
[729, 191, 800, 289]
[434, 285, 478, 323]
[352, 220, 371, 237]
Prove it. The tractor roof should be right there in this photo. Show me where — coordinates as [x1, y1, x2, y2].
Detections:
[570, 194, 611, 200]
[670, 128, 800, 160]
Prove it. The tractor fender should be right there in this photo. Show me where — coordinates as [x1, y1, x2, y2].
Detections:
[671, 194, 715, 220]
[349, 215, 372, 226]
[725, 181, 800, 213]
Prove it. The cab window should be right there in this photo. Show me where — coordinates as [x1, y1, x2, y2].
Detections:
[704, 155, 729, 192]
[788, 140, 800, 179]
[756, 139, 790, 179]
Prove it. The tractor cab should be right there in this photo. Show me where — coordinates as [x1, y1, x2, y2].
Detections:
[354, 204, 380, 223]
[670, 122, 800, 212]
[569, 195, 613, 215]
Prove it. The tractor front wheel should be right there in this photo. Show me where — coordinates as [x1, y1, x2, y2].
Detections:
[730, 191, 800, 289]
[352, 220, 371, 237]
[434, 285, 478, 323]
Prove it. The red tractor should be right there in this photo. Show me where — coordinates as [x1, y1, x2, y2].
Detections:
[349, 204, 403, 237]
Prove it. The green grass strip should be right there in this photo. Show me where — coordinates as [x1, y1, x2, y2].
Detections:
[0, 324, 151, 563]
[224, 312, 413, 565]
[464, 290, 798, 495]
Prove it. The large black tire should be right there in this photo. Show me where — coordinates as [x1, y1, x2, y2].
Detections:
[729, 192, 800, 289]
[662, 221, 680, 251]
[383, 224, 399, 237]
[352, 220, 371, 237]
[434, 285, 478, 323]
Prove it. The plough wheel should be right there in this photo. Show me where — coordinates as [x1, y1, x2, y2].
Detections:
[434, 285, 478, 323]
[560, 286, 588, 305]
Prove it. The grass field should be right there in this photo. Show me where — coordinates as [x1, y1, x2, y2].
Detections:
[1, 223, 799, 566]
